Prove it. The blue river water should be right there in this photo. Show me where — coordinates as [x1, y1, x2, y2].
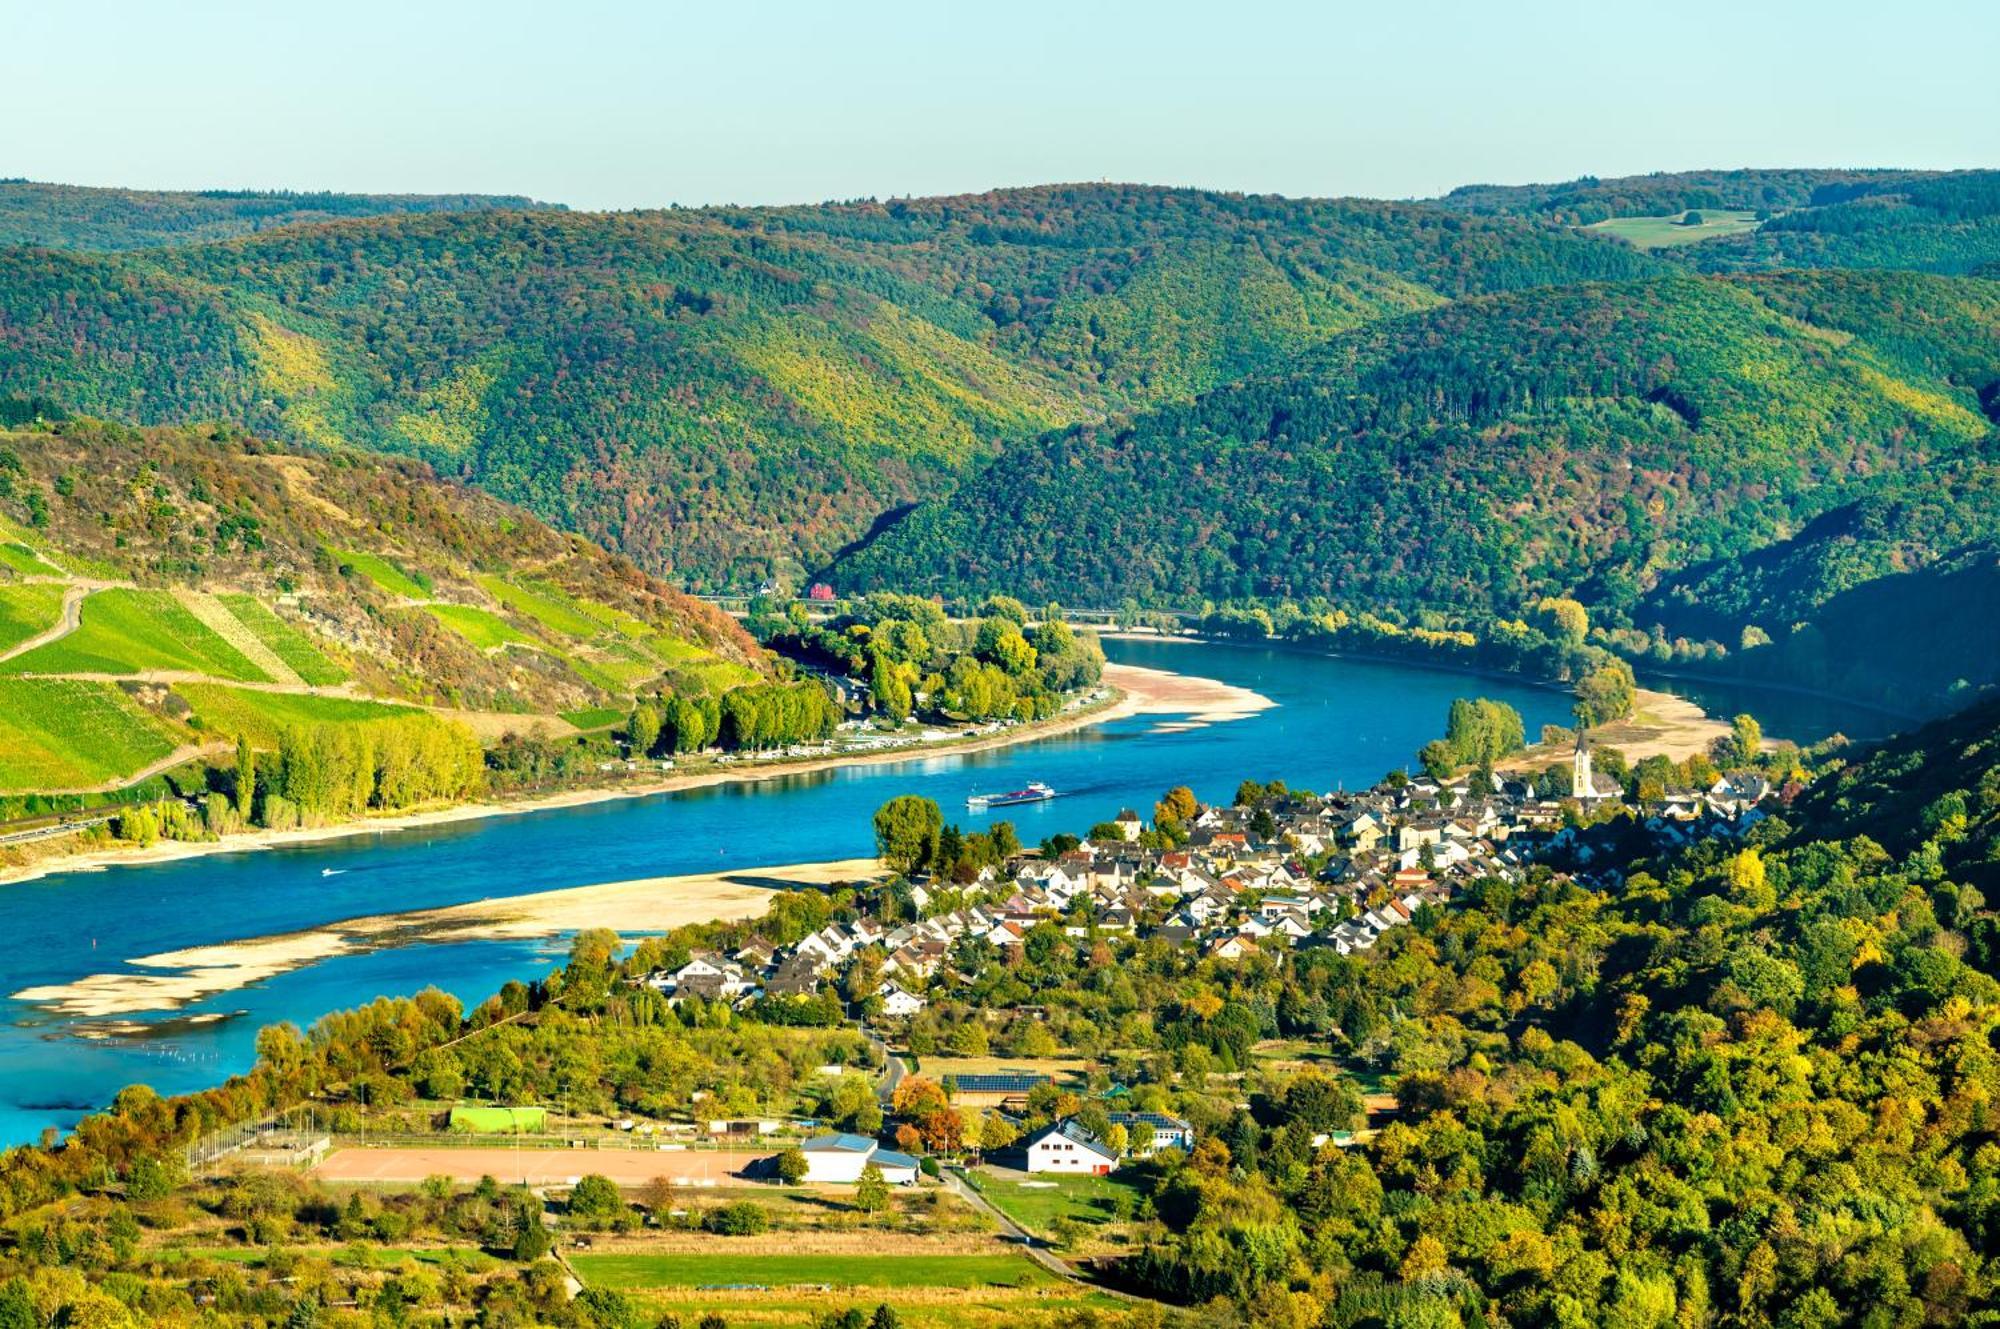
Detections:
[0, 638, 1897, 1145]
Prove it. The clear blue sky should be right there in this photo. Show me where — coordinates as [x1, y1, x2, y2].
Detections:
[7, 0, 1994, 210]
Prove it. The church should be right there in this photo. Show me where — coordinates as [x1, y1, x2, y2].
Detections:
[1572, 734, 1617, 800]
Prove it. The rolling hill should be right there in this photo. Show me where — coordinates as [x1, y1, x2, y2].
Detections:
[830, 269, 2000, 709]
[1439, 167, 2000, 276]
[0, 180, 562, 251]
[0, 420, 759, 799]
[0, 185, 1658, 588]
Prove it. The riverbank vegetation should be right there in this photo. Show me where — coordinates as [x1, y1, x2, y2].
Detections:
[752, 593, 1105, 727]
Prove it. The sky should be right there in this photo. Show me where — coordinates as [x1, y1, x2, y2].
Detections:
[6, 0, 1995, 211]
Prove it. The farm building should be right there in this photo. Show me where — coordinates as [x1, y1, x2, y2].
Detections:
[945, 1070, 1056, 1110]
[786, 1133, 921, 1185]
[1011, 1119, 1120, 1175]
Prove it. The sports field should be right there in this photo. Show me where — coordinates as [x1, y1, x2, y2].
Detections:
[314, 1145, 763, 1187]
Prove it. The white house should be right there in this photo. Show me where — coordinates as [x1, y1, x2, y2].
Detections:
[1108, 1111, 1195, 1155]
[876, 981, 927, 1018]
[1016, 1119, 1121, 1175]
[786, 1133, 921, 1185]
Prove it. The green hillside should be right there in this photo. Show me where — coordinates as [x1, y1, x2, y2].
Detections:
[832, 270, 2000, 706]
[1440, 168, 2000, 275]
[1436, 166, 1936, 223]
[1676, 170, 2000, 275]
[0, 421, 761, 795]
[0, 186, 1657, 588]
[0, 180, 560, 251]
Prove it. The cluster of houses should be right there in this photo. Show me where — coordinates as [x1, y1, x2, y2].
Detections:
[710, 742, 1783, 1187]
[644, 741, 1779, 1013]
[780, 1107, 1192, 1183]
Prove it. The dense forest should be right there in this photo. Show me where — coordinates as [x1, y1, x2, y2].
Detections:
[5, 172, 1999, 717]
[833, 270, 2000, 711]
[0, 180, 560, 251]
[0, 186, 1654, 587]
[1436, 167, 1937, 225]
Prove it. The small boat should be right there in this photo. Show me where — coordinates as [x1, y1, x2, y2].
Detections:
[320, 868, 344, 878]
[967, 781, 1057, 808]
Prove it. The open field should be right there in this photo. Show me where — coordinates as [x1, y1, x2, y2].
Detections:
[575, 1250, 1063, 1290]
[158, 1244, 499, 1273]
[1586, 208, 1762, 248]
[2, 588, 269, 680]
[0, 583, 62, 653]
[610, 1285, 1114, 1329]
[314, 1145, 771, 1187]
[177, 683, 419, 746]
[965, 1166, 1141, 1236]
[328, 547, 429, 599]
[0, 677, 182, 791]
[216, 594, 347, 684]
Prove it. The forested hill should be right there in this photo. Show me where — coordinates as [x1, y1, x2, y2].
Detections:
[1435, 167, 1940, 223]
[0, 186, 1656, 588]
[831, 269, 2000, 708]
[0, 420, 761, 799]
[1673, 170, 2000, 275]
[0, 181, 562, 251]
[1438, 167, 2000, 275]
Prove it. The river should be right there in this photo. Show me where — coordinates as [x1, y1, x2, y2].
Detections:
[0, 638, 1898, 1145]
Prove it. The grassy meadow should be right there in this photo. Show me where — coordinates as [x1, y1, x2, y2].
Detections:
[1586, 208, 1763, 248]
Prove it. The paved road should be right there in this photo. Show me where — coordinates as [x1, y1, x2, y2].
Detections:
[860, 1025, 908, 1106]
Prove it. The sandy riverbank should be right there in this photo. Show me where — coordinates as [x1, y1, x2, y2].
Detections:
[0, 660, 1267, 890]
[15, 858, 883, 1020]
[1501, 687, 1746, 771]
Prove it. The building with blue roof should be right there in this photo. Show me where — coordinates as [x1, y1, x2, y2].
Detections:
[782, 1132, 921, 1184]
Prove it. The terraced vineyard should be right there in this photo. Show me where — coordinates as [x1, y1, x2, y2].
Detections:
[0, 583, 63, 653]
[174, 685, 421, 748]
[0, 424, 768, 798]
[1, 589, 269, 681]
[215, 594, 347, 685]
[0, 677, 181, 791]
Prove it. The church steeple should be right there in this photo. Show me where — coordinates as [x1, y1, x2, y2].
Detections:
[1571, 731, 1593, 800]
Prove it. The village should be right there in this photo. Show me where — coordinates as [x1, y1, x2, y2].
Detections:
[639, 735, 1781, 1184]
